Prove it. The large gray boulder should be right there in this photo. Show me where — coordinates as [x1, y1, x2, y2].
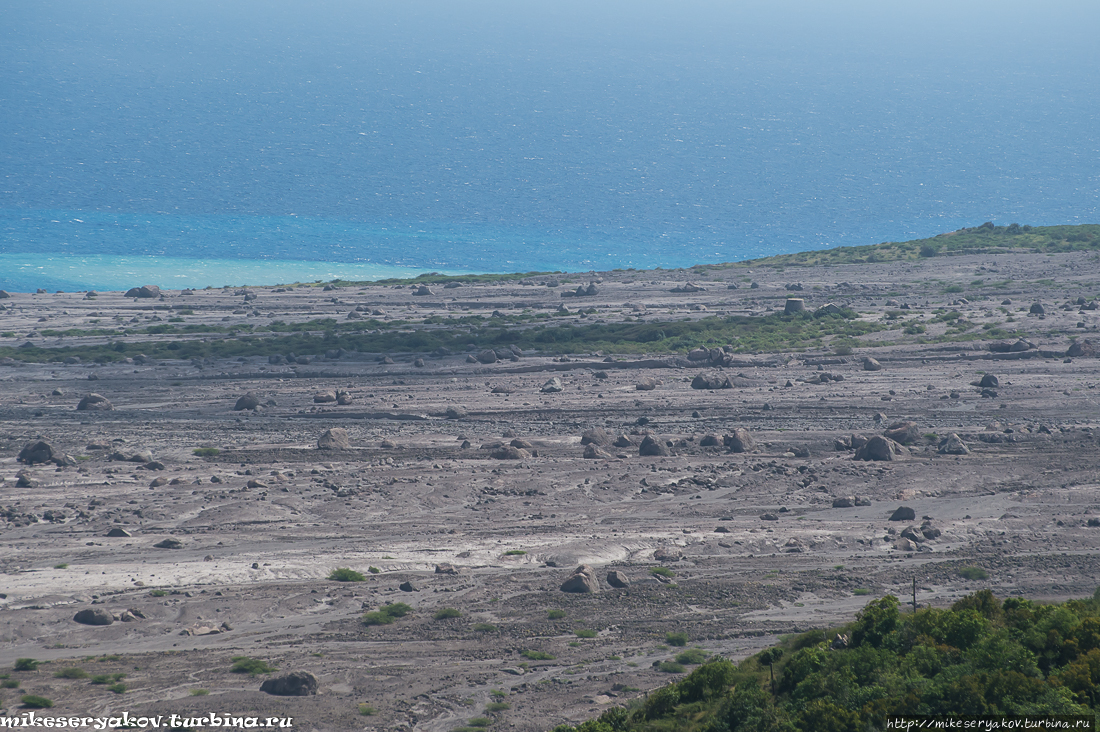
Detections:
[476, 349, 498, 364]
[125, 285, 161, 299]
[606, 570, 630, 589]
[17, 441, 55, 465]
[889, 506, 917, 522]
[580, 428, 612, 446]
[724, 428, 756, 453]
[639, 435, 670, 457]
[560, 565, 599, 593]
[938, 433, 970, 455]
[74, 608, 114, 626]
[234, 393, 261, 411]
[541, 377, 564, 393]
[77, 393, 113, 411]
[884, 421, 920, 445]
[317, 428, 351, 450]
[260, 672, 318, 696]
[854, 435, 907, 461]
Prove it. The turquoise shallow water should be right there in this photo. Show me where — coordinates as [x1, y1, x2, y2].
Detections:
[2, 1, 1098, 291]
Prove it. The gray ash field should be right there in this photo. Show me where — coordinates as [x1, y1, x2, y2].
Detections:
[2, 250, 1100, 730]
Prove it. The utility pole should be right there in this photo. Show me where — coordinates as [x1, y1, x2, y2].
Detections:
[912, 578, 918, 613]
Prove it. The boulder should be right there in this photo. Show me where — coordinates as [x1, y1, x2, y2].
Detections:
[560, 565, 599, 593]
[612, 435, 635, 448]
[862, 357, 883, 371]
[760, 513, 779, 521]
[476, 349, 498, 364]
[606, 570, 630, 589]
[688, 348, 709, 361]
[699, 434, 721, 447]
[1029, 302, 1045, 315]
[691, 373, 729, 390]
[653, 546, 682, 562]
[491, 446, 530, 460]
[17, 440, 55, 465]
[124, 285, 161, 299]
[894, 538, 915, 552]
[889, 506, 917, 522]
[583, 444, 613, 459]
[724, 428, 755, 453]
[313, 391, 337, 403]
[1009, 339, 1033, 352]
[540, 377, 564, 393]
[15, 472, 36, 488]
[336, 391, 353, 405]
[639, 435, 670, 457]
[978, 374, 999, 388]
[318, 428, 351, 450]
[635, 377, 658, 391]
[510, 438, 534, 449]
[580, 428, 612, 446]
[106, 528, 131, 538]
[77, 393, 113, 411]
[783, 538, 806, 553]
[884, 421, 920, 445]
[783, 298, 805, 314]
[399, 581, 418, 593]
[832, 496, 855, 508]
[1067, 340, 1096, 357]
[435, 563, 459, 575]
[920, 522, 942, 540]
[154, 538, 184, 549]
[74, 608, 114, 626]
[260, 672, 318, 697]
[854, 436, 907, 461]
[234, 393, 261, 411]
[938, 433, 970, 455]
[850, 434, 869, 449]
[0, 290, 9, 298]
[445, 406, 468, 419]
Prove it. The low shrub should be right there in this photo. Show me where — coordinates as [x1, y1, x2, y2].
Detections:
[328, 568, 366, 582]
[230, 657, 277, 675]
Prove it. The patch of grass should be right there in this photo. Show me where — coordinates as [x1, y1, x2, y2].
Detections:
[666, 632, 689, 647]
[675, 648, 710, 665]
[520, 650, 555, 661]
[435, 607, 462, 620]
[466, 718, 493, 728]
[853, 589, 871, 596]
[502, 549, 527, 556]
[959, 566, 990, 581]
[53, 563, 69, 570]
[53, 667, 88, 679]
[547, 609, 566, 620]
[107, 682, 126, 694]
[650, 567, 676, 578]
[362, 611, 395, 626]
[192, 447, 220, 457]
[14, 659, 39, 672]
[473, 623, 497, 632]
[368, 566, 380, 574]
[20, 695, 53, 709]
[363, 602, 414, 626]
[328, 567, 367, 582]
[575, 629, 597, 639]
[358, 704, 377, 716]
[382, 602, 412, 618]
[190, 689, 209, 696]
[149, 589, 168, 597]
[485, 701, 510, 712]
[657, 661, 686, 673]
[568, 641, 581, 647]
[2, 679, 20, 689]
[230, 657, 277, 675]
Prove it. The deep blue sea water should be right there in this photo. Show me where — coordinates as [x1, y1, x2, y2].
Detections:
[2, 0, 1098, 291]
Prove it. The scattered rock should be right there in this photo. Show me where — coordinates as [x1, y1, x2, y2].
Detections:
[234, 393, 261, 411]
[435, 563, 459, 575]
[606, 570, 630, 589]
[313, 391, 337, 403]
[854, 436, 907, 461]
[884, 421, 920, 445]
[978, 374, 999, 388]
[540, 377, 564, 393]
[260, 672, 319, 697]
[580, 428, 612, 446]
[17, 440, 55, 465]
[760, 513, 779, 521]
[783, 538, 806, 553]
[832, 496, 855, 508]
[560, 564, 599, 593]
[639, 435, 670, 457]
[583, 444, 613, 459]
[77, 393, 113, 411]
[477, 349, 498, 364]
[635, 377, 657, 391]
[399, 581, 418, 593]
[317, 428, 351, 450]
[653, 546, 682, 562]
[862, 357, 883, 371]
[491, 446, 530, 460]
[723, 428, 755, 453]
[889, 506, 917, 522]
[106, 528, 132, 538]
[153, 538, 184, 549]
[73, 608, 114, 626]
[938, 433, 970, 455]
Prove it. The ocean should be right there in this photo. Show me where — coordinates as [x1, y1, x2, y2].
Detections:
[2, 0, 1098, 292]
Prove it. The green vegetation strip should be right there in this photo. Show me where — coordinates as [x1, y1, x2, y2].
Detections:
[551, 589, 1100, 732]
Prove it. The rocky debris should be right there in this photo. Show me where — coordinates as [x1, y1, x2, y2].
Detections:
[978, 374, 999, 388]
[541, 377, 564, 393]
[74, 608, 115, 626]
[317, 428, 351, 450]
[77, 393, 113, 411]
[606, 570, 630, 589]
[894, 538, 915, 552]
[150, 477, 168, 487]
[154, 538, 184, 549]
[832, 496, 856, 508]
[1067, 340, 1097, 357]
[414, 285, 434, 296]
[670, 282, 706, 293]
[399, 581, 418, 593]
[862, 357, 883, 371]
[639, 435, 670, 457]
[560, 564, 599, 593]
[583, 444, 613, 459]
[760, 513, 779, 521]
[938, 433, 970, 455]
[380, 439, 397, 449]
[581, 428, 612, 447]
[691, 373, 731, 390]
[234, 393, 261, 411]
[653, 546, 682, 562]
[635, 377, 657, 391]
[0, 290, 9, 298]
[920, 521, 942, 540]
[336, 390, 352, 405]
[445, 406, 468, 419]
[15, 472, 37, 488]
[313, 391, 337, 403]
[510, 438, 534, 449]
[613, 435, 635, 448]
[491, 446, 530, 460]
[854, 436, 907, 461]
[699, 434, 721, 447]
[124, 285, 161, 299]
[783, 298, 805, 314]
[435, 563, 459, 575]
[889, 506, 917, 522]
[884, 421, 920, 445]
[17, 441, 55, 466]
[563, 282, 600, 298]
[106, 528, 131, 538]
[783, 538, 806, 553]
[260, 672, 319, 697]
[831, 634, 850, 650]
[724, 428, 755, 453]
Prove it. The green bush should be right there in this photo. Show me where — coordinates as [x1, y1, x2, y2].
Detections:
[363, 602, 413, 626]
[192, 447, 220, 457]
[54, 667, 88, 679]
[107, 682, 126, 694]
[14, 659, 40, 672]
[20, 695, 53, 709]
[381, 602, 412, 618]
[435, 608, 462, 620]
[190, 689, 209, 696]
[328, 567, 366, 582]
[473, 623, 497, 632]
[650, 567, 675, 578]
[362, 611, 395, 626]
[2, 679, 20, 689]
[675, 648, 710, 665]
[853, 588, 871, 596]
[53, 563, 69, 570]
[666, 632, 689, 647]
[485, 701, 510, 712]
[547, 609, 566, 620]
[959, 566, 990, 580]
[502, 550, 526, 556]
[575, 629, 597, 639]
[90, 673, 125, 684]
[520, 650, 555, 661]
[657, 661, 686, 673]
[358, 704, 376, 716]
[230, 657, 277, 675]
[149, 589, 168, 597]
[368, 566, 380, 574]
